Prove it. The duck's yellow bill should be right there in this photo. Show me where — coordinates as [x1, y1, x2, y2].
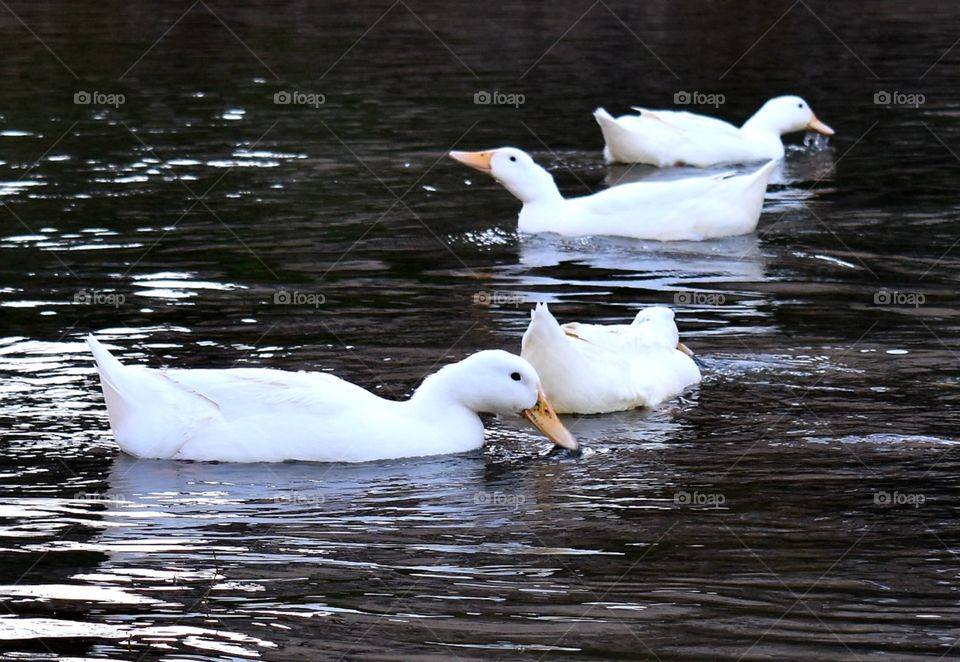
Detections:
[806, 115, 834, 136]
[677, 341, 695, 358]
[449, 150, 494, 174]
[521, 388, 578, 451]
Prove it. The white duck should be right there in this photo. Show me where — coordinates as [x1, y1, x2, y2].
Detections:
[595, 95, 834, 167]
[449, 147, 775, 241]
[520, 303, 701, 414]
[87, 336, 576, 462]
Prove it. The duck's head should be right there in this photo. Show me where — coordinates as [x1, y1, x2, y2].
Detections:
[449, 147, 560, 204]
[426, 349, 578, 451]
[750, 96, 834, 137]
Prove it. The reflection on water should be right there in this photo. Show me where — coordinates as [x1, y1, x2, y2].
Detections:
[513, 232, 768, 290]
[2, 0, 960, 659]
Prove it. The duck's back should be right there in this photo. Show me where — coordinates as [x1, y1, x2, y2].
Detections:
[163, 367, 371, 418]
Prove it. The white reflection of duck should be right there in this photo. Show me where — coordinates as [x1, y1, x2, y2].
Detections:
[511, 232, 768, 293]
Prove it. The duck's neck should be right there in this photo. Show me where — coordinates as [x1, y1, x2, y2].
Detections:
[407, 367, 486, 450]
[503, 165, 565, 207]
[739, 108, 789, 159]
[740, 106, 786, 138]
[408, 365, 478, 418]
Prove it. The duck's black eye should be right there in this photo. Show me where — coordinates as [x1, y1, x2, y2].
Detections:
[510, 371, 521, 381]
[509, 156, 517, 162]
[797, 103, 803, 108]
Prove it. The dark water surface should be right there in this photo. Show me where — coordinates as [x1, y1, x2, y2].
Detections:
[2, 1, 960, 659]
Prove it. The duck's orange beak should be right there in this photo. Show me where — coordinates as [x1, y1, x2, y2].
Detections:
[806, 115, 834, 136]
[449, 150, 494, 174]
[521, 388, 578, 451]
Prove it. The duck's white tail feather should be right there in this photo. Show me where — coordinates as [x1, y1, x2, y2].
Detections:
[87, 335, 133, 430]
[594, 107, 642, 165]
[738, 159, 776, 224]
[522, 302, 567, 350]
[87, 335, 220, 458]
[595, 107, 681, 167]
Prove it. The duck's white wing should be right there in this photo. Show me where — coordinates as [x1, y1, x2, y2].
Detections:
[160, 368, 411, 462]
[161, 367, 380, 420]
